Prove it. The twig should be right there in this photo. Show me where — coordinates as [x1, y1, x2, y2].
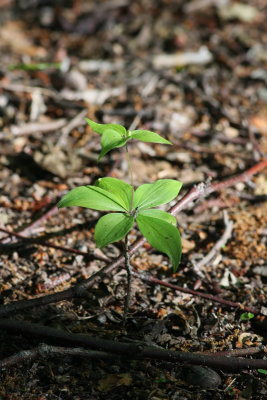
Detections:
[0, 81, 59, 98]
[57, 109, 87, 147]
[193, 210, 233, 272]
[0, 160, 266, 317]
[0, 227, 110, 262]
[0, 319, 266, 371]
[194, 197, 240, 214]
[0, 204, 59, 244]
[205, 347, 265, 358]
[132, 269, 259, 314]
[0, 343, 113, 369]
[7, 119, 67, 137]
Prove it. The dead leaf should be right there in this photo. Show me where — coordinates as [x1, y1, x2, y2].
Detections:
[98, 373, 132, 392]
[249, 115, 267, 136]
[181, 238, 195, 253]
[218, 3, 260, 23]
[0, 21, 46, 57]
[236, 333, 263, 348]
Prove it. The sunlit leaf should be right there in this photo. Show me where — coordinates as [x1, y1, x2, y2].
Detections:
[136, 214, 182, 271]
[129, 130, 172, 145]
[133, 179, 182, 210]
[98, 129, 127, 160]
[85, 118, 126, 136]
[95, 213, 134, 248]
[95, 177, 132, 211]
[138, 209, 177, 226]
[57, 186, 126, 211]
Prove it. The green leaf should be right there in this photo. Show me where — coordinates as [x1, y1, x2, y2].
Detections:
[240, 312, 254, 321]
[129, 130, 172, 145]
[258, 369, 267, 375]
[98, 129, 127, 160]
[133, 179, 183, 210]
[57, 186, 126, 212]
[138, 209, 177, 226]
[95, 213, 134, 248]
[85, 118, 126, 136]
[136, 214, 182, 271]
[95, 177, 132, 211]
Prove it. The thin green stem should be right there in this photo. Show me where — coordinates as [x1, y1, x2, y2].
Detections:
[122, 234, 132, 326]
[123, 141, 134, 326]
[125, 142, 134, 212]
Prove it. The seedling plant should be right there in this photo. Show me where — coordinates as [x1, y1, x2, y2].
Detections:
[58, 119, 183, 322]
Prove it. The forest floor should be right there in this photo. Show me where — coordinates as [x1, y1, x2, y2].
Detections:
[0, 1, 267, 399]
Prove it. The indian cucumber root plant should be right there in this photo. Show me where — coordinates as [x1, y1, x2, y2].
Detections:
[58, 118, 183, 322]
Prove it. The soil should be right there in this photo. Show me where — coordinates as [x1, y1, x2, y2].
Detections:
[0, 1, 266, 399]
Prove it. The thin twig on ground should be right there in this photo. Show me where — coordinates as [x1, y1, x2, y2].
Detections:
[0, 226, 110, 262]
[0, 204, 59, 244]
[132, 269, 259, 314]
[57, 109, 87, 147]
[193, 210, 233, 273]
[7, 119, 67, 137]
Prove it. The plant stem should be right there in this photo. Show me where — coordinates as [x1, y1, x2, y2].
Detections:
[122, 142, 134, 326]
[125, 142, 134, 211]
[123, 234, 132, 326]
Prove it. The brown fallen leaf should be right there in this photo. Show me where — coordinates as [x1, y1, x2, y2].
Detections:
[98, 373, 133, 392]
[249, 115, 267, 136]
[0, 21, 46, 57]
[181, 237, 195, 253]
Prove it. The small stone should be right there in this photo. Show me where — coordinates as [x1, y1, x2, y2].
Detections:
[182, 366, 222, 389]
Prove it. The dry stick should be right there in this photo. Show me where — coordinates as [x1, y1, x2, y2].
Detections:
[0, 227, 110, 263]
[19, 204, 59, 237]
[57, 109, 87, 147]
[205, 347, 265, 358]
[2, 342, 261, 369]
[0, 344, 113, 369]
[0, 204, 59, 244]
[0, 159, 266, 318]
[0, 319, 266, 371]
[192, 210, 233, 274]
[0, 119, 67, 140]
[134, 270, 259, 314]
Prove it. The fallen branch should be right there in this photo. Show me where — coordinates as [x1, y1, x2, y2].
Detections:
[0, 319, 266, 371]
[0, 160, 266, 318]
[0, 343, 113, 369]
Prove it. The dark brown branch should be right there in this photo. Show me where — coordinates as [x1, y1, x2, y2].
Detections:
[0, 160, 266, 318]
[205, 347, 265, 358]
[0, 319, 266, 371]
[0, 343, 113, 369]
